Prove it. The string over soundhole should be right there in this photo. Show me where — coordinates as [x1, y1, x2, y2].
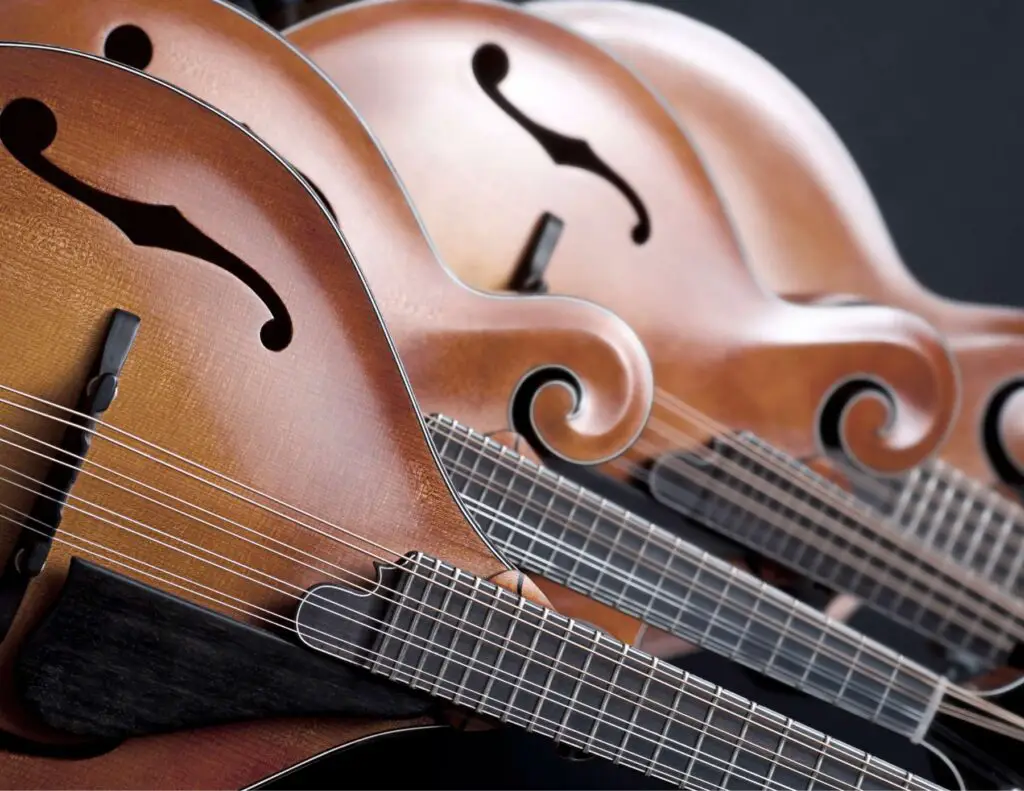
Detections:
[472, 43, 651, 245]
[0, 97, 293, 350]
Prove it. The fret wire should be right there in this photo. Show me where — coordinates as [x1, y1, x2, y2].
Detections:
[452, 577, 491, 706]
[586, 638, 629, 753]
[833, 632, 866, 704]
[529, 608, 565, 733]
[914, 463, 952, 550]
[1003, 539, 1024, 598]
[809, 733, 830, 790]
[925, 465, 959, 542]
[960, 495, 995, 569]
[649, 683, 685, 778]
[940, 472, 977, 555]
[557, 626, 600, 740]
[889, 467, 920, 524]
[507, 605, 548, 728]
[613, 518, 654, 612]
[622, 653, 660, 766]
[511, 457, 546, 571]
[904, 466, 940, 541]
[872, 659, 903, 725]
[796, 611, 831, 691]
[423, 571, 461, 693]
[983, 510, 1017, 582]
[681, 686, 722, 787]
[478, 595, 522, 718]
[374, 559, 420, 678]
[722, 702, 754, 788]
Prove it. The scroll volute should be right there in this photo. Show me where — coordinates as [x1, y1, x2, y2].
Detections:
[535, 0, 1024, 483]
[287, 0, 958, 476]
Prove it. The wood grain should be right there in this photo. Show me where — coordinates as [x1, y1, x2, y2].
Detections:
[0, 43, 507, 787]
[0, 0, 655, 469]
[532, 0, 1024, 489]
[286, 0, 960, 479]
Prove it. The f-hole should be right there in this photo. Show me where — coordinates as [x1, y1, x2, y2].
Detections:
[472, 43, 651, 245]
[0, 97, 292, 351]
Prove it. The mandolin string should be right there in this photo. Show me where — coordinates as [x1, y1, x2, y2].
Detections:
[622, 416, 996, 604]
[433, 419, 1015, 655]
[841, 456, 1024, 589]
[621, 435, 1020, 651]
[428, 417, 1020, 651]
[0, 430, 962, 745]
[456, 496, 1024, 735]
[0, 507, 925, 790]
[0, 395, 1017, 734]
[0, 384, 1006, 651]
[0, 387, 1015, 738]
[0, 447, 966, 740]
[627, 390, 1024, 605]
[0, 409, 995, 719]
[0, 457, 957, 782]
[438, 456, 951, 699]
[0, 432, 1015, 758]
[0, 394, 972, 784]
[615, 430, 1020, 634]
[0, 450, 976, 755]
[1, 381, 1001, 630]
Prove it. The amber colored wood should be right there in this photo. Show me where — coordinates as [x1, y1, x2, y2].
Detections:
[0, 43, 522, 788]
[0, 3, 664, 781]
[286, 0, 959, 480]
[531, 0, 1024, 488]
[0, 0, 655, 470]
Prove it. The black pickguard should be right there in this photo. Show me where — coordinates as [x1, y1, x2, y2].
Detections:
[12, 559, 432, 742]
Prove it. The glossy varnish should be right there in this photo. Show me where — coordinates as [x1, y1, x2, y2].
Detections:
[0, 44, 507, 788]
[287, 0, 960, 480]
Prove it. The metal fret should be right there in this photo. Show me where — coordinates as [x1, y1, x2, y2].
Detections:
[424, 415, 965, 739]
[348, 552, 941, 790]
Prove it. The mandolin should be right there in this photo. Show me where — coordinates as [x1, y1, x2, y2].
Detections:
[0, 38, 951, 791]
[280, 0, 1024, 700]
[9, 0, 1016, 778]
[528, 0, 1024, 676]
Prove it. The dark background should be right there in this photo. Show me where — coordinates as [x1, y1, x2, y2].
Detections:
[240, 0, 1024, 787]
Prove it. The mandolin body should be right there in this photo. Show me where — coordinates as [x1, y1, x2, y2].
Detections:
[0, 43, 512, 788]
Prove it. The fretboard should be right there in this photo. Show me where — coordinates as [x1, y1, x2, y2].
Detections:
[427, 416, 941, 741]
[644, 432, 1022, 665]
[338, 552, 938, 790]
[849, 459, 1024, 596]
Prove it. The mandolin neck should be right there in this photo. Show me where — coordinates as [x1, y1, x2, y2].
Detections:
[426, 415, 945, 742]
[331, 552, 940, 790]
[850, 458, 1024, 596]
[642, 431, 1024, 666]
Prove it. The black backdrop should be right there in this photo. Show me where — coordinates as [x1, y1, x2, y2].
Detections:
[247, 0, 1024, 787]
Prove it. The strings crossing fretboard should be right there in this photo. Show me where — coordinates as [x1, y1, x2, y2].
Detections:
[427, 415, 940, 740]
[363, 552, 936, 790]
[850, 459, 1024, 596]
[645, 432, 1021, 664]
